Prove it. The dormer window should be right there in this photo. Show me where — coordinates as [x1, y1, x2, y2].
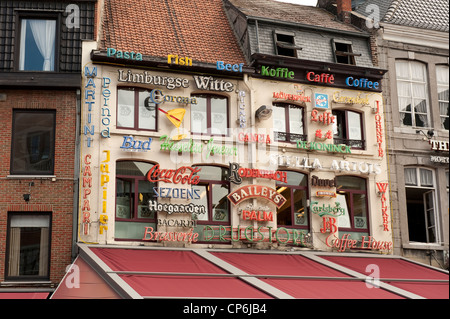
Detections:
[274, 30, 301, 57]
[331, 39, 360, 65]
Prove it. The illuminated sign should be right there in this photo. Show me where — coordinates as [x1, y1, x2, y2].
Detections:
[81, 155, 92, 235]
[120, 136, 152, 151]
[148, 200, 206, 215]
[345, 76, 379, 90]
[332, 91, 370, 105]
[314, 93, 328, 109]
[376, 182, 390, 232]
[217, 61, 244, 72]
[310, 201, 345, 218]
[429, 140, 449, 152]
[168, 54, 192, 66]
[311, 175, 336, 187]
[107, 47, 143, 61]
[99, 150, 110, 235]
[242, 210, 274, 222]
[271, 155, 382, 175]
[146, 164, 201, 185]
[306, 72, 335, 84]
[238, 132, 271, 144]
[273, 91, 311, 103]
[227, 185, 287, 208]
[157, 218, 197, 228]
[238, 90, 246, 128]
[153, 187, 200, 199]
[374, 100, 384, 157]
[229, 163, 287, 185]
[118, 69, 190, 89]
[83, 66, 96, 147]
[297, 141, 351, 154]
[203, 225, 310, 247]
[261, 66, 294, 79]
[193, 75, 234, 92]
[101, 77, 111, 138]
[143, 227, 199, 243]
[148, 89, 197, 105]
[311, 109, 335, 125]
[315, 191, 336, 198]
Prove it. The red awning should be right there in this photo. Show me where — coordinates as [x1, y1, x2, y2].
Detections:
[0, 292, 49, 299]
[89, 248, 272, 299]
[50, 245, 449, 299]
[211, 252, 404, 299]
[51, 256, 121, 299]
[322, 256, 449, 299]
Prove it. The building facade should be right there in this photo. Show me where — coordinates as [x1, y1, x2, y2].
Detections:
[322, 0, 449, 269]
[0, 0, 97, 296]
[49, 0, 448, 299]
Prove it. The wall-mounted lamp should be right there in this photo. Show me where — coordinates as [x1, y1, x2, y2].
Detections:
[416, 129, 434, 140]
[23, 194, 30, 202]
[255, 105, 272, 120]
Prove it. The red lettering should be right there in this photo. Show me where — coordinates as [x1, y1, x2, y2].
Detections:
[147, 164, 201, 184]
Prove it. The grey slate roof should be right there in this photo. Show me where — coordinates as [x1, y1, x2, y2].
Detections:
[228, 0, 361, 32]
[354, 0, 449, 32]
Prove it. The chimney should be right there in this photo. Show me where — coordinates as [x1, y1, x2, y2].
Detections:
[336, 0, 352, 24]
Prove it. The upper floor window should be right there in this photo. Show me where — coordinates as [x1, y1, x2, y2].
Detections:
[436, 65, 449, 130]
[19, 18, 56, 71]
[117, 87, 157, 131]
[274, 30, 299, 57]
[11, 110, 56, 175]
[396, 60, 430, 128]
[276, 171, 308, 229]
[273, 103, 306, 143]
[331, 39, 360, 65]
[332, 110, 365, 149]
[404, 167, 439, 243]
[336, 176, 368, 232]
[191, 94, 228, 136]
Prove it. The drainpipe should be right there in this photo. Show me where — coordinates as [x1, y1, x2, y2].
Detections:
[72, 88, 81, 260]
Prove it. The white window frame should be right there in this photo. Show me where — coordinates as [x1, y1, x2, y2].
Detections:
[436, 65, 449, 130]
[404, 167, 441, 244]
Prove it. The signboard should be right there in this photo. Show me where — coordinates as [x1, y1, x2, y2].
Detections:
[227, 185, 287, 208]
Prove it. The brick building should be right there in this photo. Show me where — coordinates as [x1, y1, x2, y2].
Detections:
[0, 0, 97, 298]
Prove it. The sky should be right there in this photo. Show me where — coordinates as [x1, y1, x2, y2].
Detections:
[275, 0, 318, 6]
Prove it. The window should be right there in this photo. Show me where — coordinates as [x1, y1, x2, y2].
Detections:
[117, 87, 157, 131]
[436, 65, 449, 130]
[191, 166, 230, 224]
[332, 110, 365, 149]
[404, 167, 439, 243]
[6, 213, 51, 280]
[191, 94, 228, 136]
[11, 110, 56, 175]
[276, 171, 309, 229]
[273, 103, 306, 143]
[331, 39, 360, 65]
[19, 18, 56, 71]
[396, 61, 430, 128]
[274, 31, 300, 57]
[336, 176, 369, 232]
[115, 161, 157, 240]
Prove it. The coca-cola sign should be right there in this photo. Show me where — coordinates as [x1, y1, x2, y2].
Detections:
[146, 164, 201, 185]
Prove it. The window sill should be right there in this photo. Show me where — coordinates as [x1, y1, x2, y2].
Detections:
[403, 242, 447, 250]
[7, 175, 56, 181]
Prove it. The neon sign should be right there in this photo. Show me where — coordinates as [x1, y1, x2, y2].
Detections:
[120, 136, 152, 151]
[311, 109, 335, 125]
[376, 182, 390, 231]
[332, 91, 370, 105]
[143, 227, 199, 243]
[345, 76, 379, 90]
[273, 91, 311, 103]
[229, 163, 287, 185]
[310, 201, 345, 217]
[83, 66, 96, 147]
[101, 77, 111, 138]
[374, 100, 384, 157]
[118, 69, 190, 89]
[99, 150, 110, 235]
[306, 72, 335, 84]
[148, 200, 206, 215]
[81, 155, 92, 235]
[314, 93, 329, 109]
[261, 66, 294, 79]
[107, 47, 143, 61]
[168, 54, 192, 66]
[146, 164, 201, 185]
[217, 61, 244, 72]
[297, 141, 352, 154]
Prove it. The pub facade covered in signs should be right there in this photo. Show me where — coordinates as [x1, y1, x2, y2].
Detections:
[51, 0, 448, 299]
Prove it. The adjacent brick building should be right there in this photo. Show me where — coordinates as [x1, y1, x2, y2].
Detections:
[0, 0, 96, 297]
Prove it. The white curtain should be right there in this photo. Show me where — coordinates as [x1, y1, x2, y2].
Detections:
[404, 168, 417, 186]
[420, 169, 434, 187]
[29, 20, 56, 71]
